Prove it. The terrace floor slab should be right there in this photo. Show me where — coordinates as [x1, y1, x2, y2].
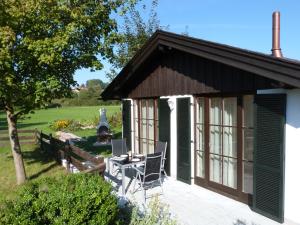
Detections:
[105, 167, 286, 225]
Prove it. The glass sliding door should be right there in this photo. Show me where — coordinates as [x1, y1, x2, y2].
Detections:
[194, 95, 254, 202]
[209, 97, 237, 189]
[242, 95, 254, 194]
[195, 98, 205, 178]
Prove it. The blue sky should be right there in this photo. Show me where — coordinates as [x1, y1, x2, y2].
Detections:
[74, 0, 300, 85]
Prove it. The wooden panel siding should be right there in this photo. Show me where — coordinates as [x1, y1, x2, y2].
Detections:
[126, 49, 283, 98]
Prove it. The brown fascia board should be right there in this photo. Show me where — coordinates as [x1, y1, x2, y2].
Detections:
[101, 30, 300, 99]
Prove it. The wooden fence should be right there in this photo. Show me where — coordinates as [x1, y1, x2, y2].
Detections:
[0, 129, 38, 147]
[37, 131, 106, 176]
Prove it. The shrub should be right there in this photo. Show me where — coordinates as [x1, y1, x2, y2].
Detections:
[108, 111, 122, 129]
[49, 119, 82, 131]
[0, 174, 120, 225]
[49, 119, 72, 131]
[122, 196, 178, 225]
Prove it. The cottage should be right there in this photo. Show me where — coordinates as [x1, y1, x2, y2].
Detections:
[102, 12, 300, 224]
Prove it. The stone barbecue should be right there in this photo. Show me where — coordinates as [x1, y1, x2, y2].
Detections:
[95, 108, 112, 145]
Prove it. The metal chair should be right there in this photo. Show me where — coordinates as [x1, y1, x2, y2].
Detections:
[111, 138, 128, 156]
[110, 138, 128, 175]
[154, 141, 168, 176]
[132, 152, 163, 202]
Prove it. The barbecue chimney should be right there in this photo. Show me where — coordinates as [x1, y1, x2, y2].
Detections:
[271, 11, 283, 57]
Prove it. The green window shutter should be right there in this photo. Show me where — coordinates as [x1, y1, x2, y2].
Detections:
[159, 99, 171, 175]
[253, 94, 286, 223]
[177, 98, 191, 184]
[122, 100, 131, 150]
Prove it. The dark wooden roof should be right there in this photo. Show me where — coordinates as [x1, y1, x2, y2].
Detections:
[102, 30, 300, 99]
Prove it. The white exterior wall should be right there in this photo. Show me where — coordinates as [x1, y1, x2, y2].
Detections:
[285, 89, 300, 225]
[257, 88, 300, 224]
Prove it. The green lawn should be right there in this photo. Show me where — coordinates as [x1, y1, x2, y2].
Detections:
[0, 144, 66, 202]
[0, 105, 122, 201]
[0, 105, 122, 155]
[0, 105, 121, 134]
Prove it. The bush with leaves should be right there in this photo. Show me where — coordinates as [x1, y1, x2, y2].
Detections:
[0, 174, 120, 225]
[108, 111, 122, 130]
[121, 196, 178, 225]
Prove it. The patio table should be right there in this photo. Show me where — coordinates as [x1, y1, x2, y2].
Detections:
[108, 157, 145, 195]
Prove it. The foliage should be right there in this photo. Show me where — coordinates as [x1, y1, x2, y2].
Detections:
[49, 118, 94, 132]
[51, 79, 118, 106]
[0, 0, 136, 184]
[0, 144, 66, 202]
[128, 196, 177, 225]
[108, 111, 122, 129]
[49, 119, 72, 131]
[86, 79, 108, 90]
[106, 0, 165, 81]
[0, 0, 134, 117]
[0, 174, 120, 225]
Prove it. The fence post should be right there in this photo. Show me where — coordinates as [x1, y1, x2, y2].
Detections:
[65, 140, 71, 172]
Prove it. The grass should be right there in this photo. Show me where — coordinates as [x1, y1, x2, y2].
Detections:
[0, 105, 121, 134]
[0, 105, 121, 155]
[0, 144, 66, 202]
[0, 105, 121, 201]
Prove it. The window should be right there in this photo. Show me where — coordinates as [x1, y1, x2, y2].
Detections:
[134, 99, 158, 154]
[195, 98, 205, 178]
[242, 95, 254, 194]
[209, 97, 237, 189]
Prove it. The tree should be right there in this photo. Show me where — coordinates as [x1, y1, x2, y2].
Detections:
[106, 0, 165, 81]
[86, 79, 107, 89]
[0, 0, 135, 184]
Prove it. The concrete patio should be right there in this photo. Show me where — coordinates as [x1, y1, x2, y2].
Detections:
[104, 167, 287, 225]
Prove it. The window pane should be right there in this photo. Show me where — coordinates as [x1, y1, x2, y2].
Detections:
[196, 150, 205, 178]
[223, 157, 237, 189]
[243, 129, 253, 161]
[148, 120, 154, 140]
[210, 154, 222, 183]
[148, 140, 155, 154]
[243, 95, 254, 128]
[141, 119, 147, 139]
[141, 100, 147, 119]
[142, 139, 148, 154]
[196, 124, 205, 151]
[243, 161, 253, 194]
[210, 125, 221, 155]
[210, 98, 222, 125]
[197, 98, 205, 124]
[148, 100, 154, 120]
[223, 97, 237, 126]
[223, 127, 237, 157]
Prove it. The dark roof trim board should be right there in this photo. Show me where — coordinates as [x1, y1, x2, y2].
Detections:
[102, 30, 300, 99]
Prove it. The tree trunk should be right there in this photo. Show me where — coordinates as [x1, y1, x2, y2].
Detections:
[6, 110, 27, 185]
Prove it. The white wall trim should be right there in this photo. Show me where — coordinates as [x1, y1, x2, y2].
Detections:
[160, 95, 194, 182]
[284, 89, 300, 224]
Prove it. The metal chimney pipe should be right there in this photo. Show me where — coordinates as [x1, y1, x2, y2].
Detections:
[271, 11, 283, 57]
